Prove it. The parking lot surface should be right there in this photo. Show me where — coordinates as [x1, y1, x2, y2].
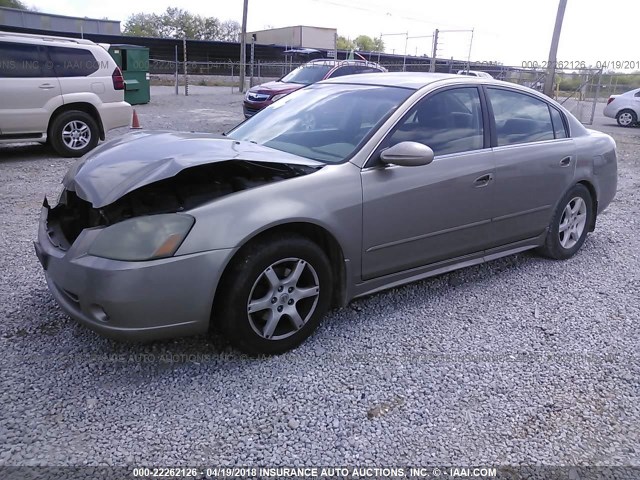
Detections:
[0, 86, 638, 467]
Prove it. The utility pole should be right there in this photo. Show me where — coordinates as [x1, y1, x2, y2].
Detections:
[543, 0, 568, 97]
[402, 32, 408, 72]
[239, 0, 249, 93]
[429, 29, 439, 72]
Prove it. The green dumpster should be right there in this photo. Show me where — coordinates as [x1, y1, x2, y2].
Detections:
[108, 44, 150, 105]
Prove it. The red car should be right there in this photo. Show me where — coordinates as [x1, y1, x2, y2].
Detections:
[243, 59, 386, 118]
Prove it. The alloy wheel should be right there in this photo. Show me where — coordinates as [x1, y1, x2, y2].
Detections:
[61, 120, 92, 150]
[247, 258, 320, 340]
[558, 196, 587, 249]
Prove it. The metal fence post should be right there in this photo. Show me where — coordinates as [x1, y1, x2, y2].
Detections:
[589, 68, 603, 125]
[183, 38, 188, 96]
[174, 45, 179, 95]
[250, 35, 255, 88]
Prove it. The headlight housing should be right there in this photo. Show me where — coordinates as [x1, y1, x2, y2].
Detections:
[88, 214, 195, 261]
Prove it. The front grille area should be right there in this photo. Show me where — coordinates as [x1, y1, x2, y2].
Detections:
[247, 93, 269, 101]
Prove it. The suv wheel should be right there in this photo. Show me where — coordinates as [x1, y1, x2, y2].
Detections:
[49, 111, 99, 157]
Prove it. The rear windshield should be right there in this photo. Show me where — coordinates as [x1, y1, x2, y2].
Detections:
[280, 64, 333, 84]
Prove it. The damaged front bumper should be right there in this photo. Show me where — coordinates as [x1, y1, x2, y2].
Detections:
[34, 201, 234, 342]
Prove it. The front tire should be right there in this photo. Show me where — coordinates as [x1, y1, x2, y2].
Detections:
[537, 184, 593, 260]
[216, 235, 332, 355]
[616, 109, 637, 127]
[49, 111, 99, 157]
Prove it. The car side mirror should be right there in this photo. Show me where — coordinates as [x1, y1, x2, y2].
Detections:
[379, 142, 435, 167]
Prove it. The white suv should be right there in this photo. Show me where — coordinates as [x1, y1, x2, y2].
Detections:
[0, 31, 132, 157]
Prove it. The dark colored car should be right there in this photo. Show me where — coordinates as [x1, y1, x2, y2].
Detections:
[242, 59, 386, 118]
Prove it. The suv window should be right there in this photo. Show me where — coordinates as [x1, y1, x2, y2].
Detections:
[280, 64, 332, 84]
[382, 87, 484, 156]
[355, 66, 382, 73]
[329, 66, 362, 78]
[46, 46, 99, 77]
[0, 42, 43, 78]
[488, 88, 555, 146]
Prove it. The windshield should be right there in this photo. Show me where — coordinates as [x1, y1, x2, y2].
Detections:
[280, 64, 333, 84]
[227, 83, 413, 164]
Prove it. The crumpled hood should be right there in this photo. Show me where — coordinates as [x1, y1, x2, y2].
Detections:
[63, 131, 323, 208]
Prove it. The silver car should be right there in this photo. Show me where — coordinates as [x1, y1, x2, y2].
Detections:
[603, 87, 640, 127]
[35, 73, 618, 354]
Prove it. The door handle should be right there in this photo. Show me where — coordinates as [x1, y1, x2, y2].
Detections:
[473, 173, 493, 187]
[39, 84, 55, 90]
[559, 156, 572, 167]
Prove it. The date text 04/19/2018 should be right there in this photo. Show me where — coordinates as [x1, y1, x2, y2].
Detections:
[521, 60, 640, 70]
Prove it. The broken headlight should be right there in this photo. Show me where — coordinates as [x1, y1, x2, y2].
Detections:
[88, 214, 195, 261]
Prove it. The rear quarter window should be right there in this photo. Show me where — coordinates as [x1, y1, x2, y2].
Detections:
[549, 107, 568, 139]
[47, 46, 100, 77]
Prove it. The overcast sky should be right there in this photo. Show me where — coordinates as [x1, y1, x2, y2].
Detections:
[26, 0, 639, 68]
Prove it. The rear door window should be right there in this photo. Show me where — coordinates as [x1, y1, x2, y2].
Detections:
[487, 88, 555, 146]
[0, 42, 43, 78]
[46, 46, 99, 77]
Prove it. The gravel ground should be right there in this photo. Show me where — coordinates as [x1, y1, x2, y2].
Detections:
[0, 86, 638, 469]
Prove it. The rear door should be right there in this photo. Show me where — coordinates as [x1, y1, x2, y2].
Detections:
[486, 86, 576, 246]
[0, 41, 61, 135]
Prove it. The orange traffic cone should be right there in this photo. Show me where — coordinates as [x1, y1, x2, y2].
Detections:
[130, 109, 142, 129]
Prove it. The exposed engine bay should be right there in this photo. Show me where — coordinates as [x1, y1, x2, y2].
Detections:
[46, 160, 319, 249]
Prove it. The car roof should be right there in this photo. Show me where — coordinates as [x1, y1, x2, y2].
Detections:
[0, 30, 96, 47]
[307, 58, 383, 67]
[320, 71, 589, 136]
[322, 72, 480, 89]
[321, 72, 578, 100]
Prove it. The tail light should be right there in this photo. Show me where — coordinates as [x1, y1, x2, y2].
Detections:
[607, 97, 615, 105]
[112, 67, 125, 90]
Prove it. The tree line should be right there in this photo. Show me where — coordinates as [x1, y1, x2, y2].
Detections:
[123, 8, 384, 50]
[123, 8, 240, 41]
[1, 0, 30, 8]
[337, 35, 384, 52]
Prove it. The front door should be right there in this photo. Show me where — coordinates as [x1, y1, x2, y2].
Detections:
[361, 86, 495, 280]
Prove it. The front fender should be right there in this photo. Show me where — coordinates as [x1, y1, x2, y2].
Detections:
[175, 161, 363, 274]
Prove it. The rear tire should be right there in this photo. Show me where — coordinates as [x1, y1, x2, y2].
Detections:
[49, 111, 99, 157]
[616, 109, 637, 127]
[215, 235, 332, 355]
[537, 184, 593, 260]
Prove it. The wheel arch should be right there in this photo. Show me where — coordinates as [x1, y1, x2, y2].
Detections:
[212, 221, 348, 327]
[576, 179, 598, 232]
[48, 103, 105, 140]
